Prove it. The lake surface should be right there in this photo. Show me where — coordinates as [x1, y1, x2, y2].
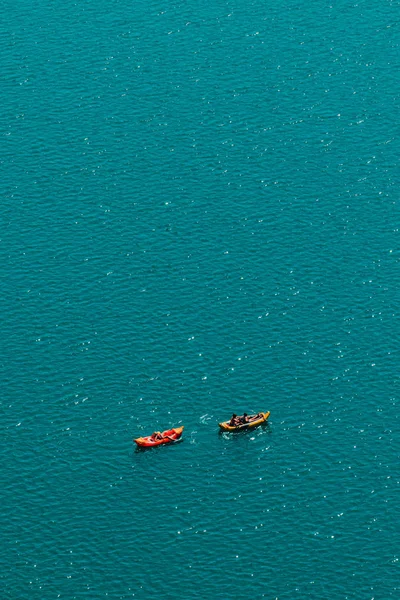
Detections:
[1, 0, 399, 598]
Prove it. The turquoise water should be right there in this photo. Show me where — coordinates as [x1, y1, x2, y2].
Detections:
[1, 0, 399, 598]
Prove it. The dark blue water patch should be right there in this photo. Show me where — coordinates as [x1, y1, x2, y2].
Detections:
[1, 0, 400, 598]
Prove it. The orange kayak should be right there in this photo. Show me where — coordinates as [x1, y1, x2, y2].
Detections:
[134, 426, 184, 447]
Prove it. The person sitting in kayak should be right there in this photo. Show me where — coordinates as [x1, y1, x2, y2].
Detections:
[228, 414, 240, 427]
[151, 431, 175, 442]
[239, 412, 263, 424]
[245, 412, 263, 423]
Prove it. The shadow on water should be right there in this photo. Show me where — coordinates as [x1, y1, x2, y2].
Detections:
[217, 421, 271, 440]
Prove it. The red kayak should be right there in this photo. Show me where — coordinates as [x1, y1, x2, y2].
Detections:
[134, 426, 184, 448]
